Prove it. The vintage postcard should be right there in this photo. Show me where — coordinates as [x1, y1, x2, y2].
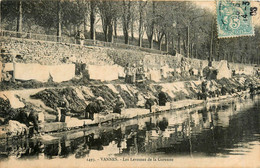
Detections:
[0, 0, 260, 168]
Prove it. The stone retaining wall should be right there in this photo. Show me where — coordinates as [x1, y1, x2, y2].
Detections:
[1, 37, 114, 66]
[1, 37, 257, 77]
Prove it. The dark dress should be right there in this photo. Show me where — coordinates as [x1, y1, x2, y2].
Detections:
[145, 98, 156, 112]
[85, 102, 103, 120]
[113, 101, 124, 114]
[28, 112, 39, 136]
[16, 110, 29, 127]
[60, 108, 67, 122]
[201, 81, 207, 100]
[158, 92, 167, 106]
[57, 101, 68, 122]
[158, 119, 168, 131]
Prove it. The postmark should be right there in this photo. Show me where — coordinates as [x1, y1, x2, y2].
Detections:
[217, 0, 257, 38]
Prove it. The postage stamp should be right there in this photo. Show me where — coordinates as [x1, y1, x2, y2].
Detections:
[217, 0, 256, 38]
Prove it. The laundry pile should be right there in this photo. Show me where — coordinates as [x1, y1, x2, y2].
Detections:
[30, 87, 87, 113]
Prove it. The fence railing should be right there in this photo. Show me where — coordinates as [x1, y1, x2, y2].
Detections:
[0, 29, 166, 55]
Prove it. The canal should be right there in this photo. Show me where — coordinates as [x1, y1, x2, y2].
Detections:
[0, 95, 259, 162]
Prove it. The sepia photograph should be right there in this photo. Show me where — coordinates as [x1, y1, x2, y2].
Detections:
[0, 0, 259, 167]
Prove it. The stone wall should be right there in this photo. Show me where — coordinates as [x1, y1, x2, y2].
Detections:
[1, 37, 256, 76]
[1, 37, 114, 66]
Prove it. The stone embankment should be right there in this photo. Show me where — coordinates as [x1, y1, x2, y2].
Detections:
[0, 37, 114, 66]
[0, 37, 259, 139]
[0, 74, 259, 138]
[1, 37, 256, 75]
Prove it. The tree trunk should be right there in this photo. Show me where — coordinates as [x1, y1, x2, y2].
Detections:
[104, 25, 108, 42]
[177, 34, 181, 53]
[90, 1, 96, 41]
[122, 22, 129, 44]
[171, 36, 174, 53]
[84, 14, 87, 33]
[158, 33, 164, 51]
[183, 38, 186, 56]
[102, 17, 108, 42]
[16, 0, 22, 37]
[138, 12, 143, 47]
[138, 2, 146, 48]
[187, 26, 190, 58]
[138, 32, 143, 47]
[114, 18, 117, 39]
[123, 27, 129, 44]
[191, 43, 194, 58]
[165, 33, 169, 53]
[195, 45, 198, 58]
[215, 38, 220, 61]
[146, 26, 154, 49]
[147, 34, 153, 49]
[146, 1, 155, 49]
[0, 0, 2, 30]
[57, 0, 62, 42]
[209, 19, 214, 62]
[108, 23, 113, 42]
[122, 0, 131, 45]
[131, 16, 134, 42]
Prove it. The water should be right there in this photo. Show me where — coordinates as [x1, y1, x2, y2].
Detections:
[0, 95, 259, 161]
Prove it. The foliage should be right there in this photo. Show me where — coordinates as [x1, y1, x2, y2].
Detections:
[1, 0, 259, 64]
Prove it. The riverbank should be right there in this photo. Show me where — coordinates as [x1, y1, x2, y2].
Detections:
[0, 75, 257, 140]
[0, 92, 250, 142]
[0, 93, 259, 168]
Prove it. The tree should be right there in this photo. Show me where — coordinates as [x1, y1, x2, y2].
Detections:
[121, 0, 132, 44]
[16, 0, 22, 37]
[98, 1, 118, 42]
[0, 0, 1, 30]
[90, 0, 96, 40]
[137, 1, 147, 47]
[145, 1, 155, 48]
[1, 0, 260, 64]
[62, 0, 88, 36]
[31, 0, 60, 34]
[153, 2, 174, 51]
[57, 0, 62, 42]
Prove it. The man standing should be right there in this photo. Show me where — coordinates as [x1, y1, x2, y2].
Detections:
[76, 30, 85, 46]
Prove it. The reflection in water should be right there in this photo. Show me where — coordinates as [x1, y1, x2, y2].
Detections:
[0, 95, 259, 160]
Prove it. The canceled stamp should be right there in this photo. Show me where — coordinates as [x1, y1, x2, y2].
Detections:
[217, 0, 256, 38]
